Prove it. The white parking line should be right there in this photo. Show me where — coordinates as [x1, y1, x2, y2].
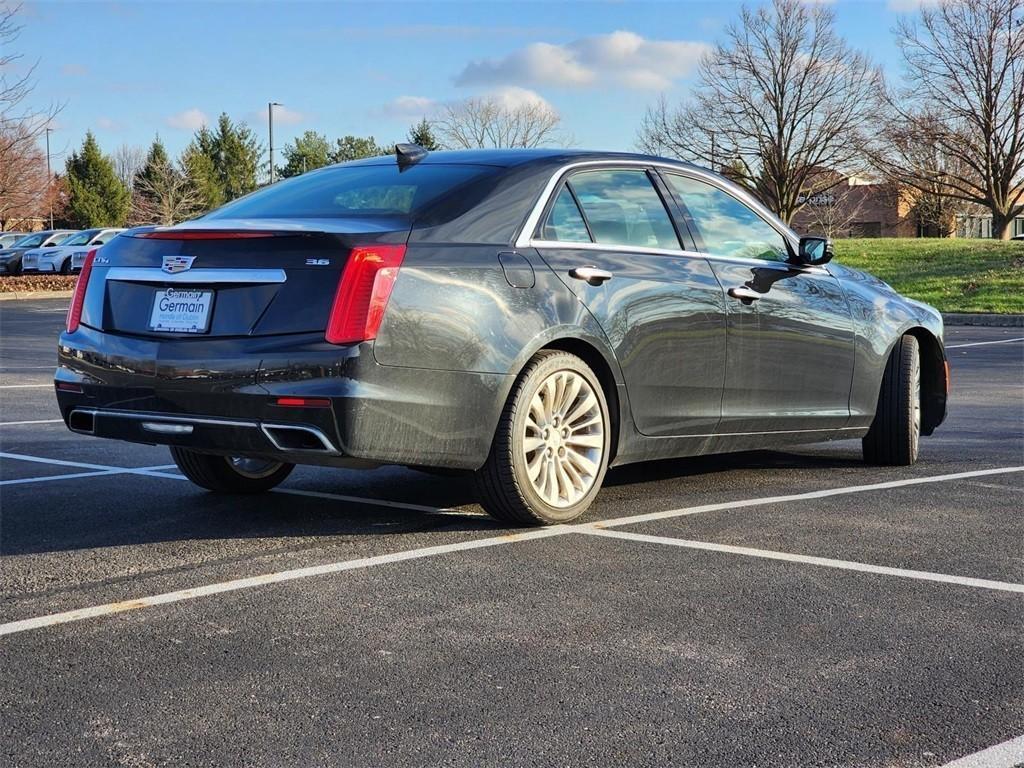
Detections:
[0, 463, 1020, 636]
[580, 528, 1024, 594]
[939, 734, 1024, 768]
[946, 336, 1024, 349]
[0, 384, 52, 389]
[1, 469, 125, 486]
[0, 419, 63, 426]
[594, 466, 1024, 529]
[0, 527, 567, 636]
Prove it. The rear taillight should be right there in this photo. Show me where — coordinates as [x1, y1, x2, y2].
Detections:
[274, 397, 331, 408]
[66, 249, 96, 333]
[325, 244, 406, 345]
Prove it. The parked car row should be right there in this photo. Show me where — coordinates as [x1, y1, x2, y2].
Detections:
[0, 228, 125, 275]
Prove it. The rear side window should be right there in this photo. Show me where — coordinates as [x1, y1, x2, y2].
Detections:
[206, 163, 493, 219]
[665, 174, 789, 262]
[541, 186, 591, 243]
[569, 170, 679, 250]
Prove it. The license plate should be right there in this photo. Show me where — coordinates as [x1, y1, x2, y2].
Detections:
[149, 288, 214, 333]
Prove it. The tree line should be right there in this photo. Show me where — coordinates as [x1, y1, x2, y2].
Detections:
[638, 0, 1023, 240]
[2, 0, 1021, 237]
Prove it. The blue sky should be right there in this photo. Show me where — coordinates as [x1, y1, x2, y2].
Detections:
[14, 0, 921, 168]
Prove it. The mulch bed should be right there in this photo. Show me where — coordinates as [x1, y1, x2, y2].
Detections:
[0, 275, 78, 293]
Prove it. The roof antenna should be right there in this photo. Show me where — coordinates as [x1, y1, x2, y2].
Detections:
[395, 143, 427, 170]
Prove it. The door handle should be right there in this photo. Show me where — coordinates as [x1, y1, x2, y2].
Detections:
[569, 266, 613, 285]
[728, 286, 761, 302]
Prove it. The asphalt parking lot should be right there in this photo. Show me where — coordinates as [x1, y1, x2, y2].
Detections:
[1, 297, 1022, 768]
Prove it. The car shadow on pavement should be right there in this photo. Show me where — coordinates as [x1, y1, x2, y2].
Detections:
[603, 448, 867, 488]
[2, 450, 870, 557]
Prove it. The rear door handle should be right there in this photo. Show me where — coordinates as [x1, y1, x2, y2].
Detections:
[728, 286, 761, 302]
[569, 266, 613, 285]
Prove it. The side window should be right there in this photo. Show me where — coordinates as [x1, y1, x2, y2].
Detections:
[569, 170, 679, 250]
[665, 174, 789, 262]
[541, 186, 592, 243]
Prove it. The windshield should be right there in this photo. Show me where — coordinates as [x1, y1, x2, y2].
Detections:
[51, 232, 78, 245]
[13, 233, 46, 248]
[62, 230, 99, 247]
[206, 163, 494, 219]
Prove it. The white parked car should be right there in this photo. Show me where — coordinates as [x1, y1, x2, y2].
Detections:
[21, 228, 124, 274]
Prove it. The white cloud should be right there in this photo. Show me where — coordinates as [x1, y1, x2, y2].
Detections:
[455, 31, 710, 91]
[60, 63, 89, 77]
[95, 116, 120, 130]
[486, 86, 555, 112]
[268, 105, 306, 126]
[377, 95, 441, 119]
[165, 108, 209, 131]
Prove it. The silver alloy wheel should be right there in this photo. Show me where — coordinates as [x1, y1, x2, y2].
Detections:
[227, 456, 283, 479]
[912, 353, 921, 454]
[522, 369, 605, 508]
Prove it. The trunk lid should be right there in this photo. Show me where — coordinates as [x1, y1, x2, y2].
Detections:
[84, 218, 408, 339]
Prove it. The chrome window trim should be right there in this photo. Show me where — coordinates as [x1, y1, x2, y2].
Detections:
[527, 238, 829, 274]
[105, 267, 287, 284]
[515, 159, 802, 260]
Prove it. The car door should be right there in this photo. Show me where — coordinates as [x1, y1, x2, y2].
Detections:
[661, 171, 855, 434]
[528, 166, 727, 437]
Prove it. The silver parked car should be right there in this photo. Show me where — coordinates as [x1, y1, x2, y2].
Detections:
[0, 230, 78, 275]
[23, 228, 125, 274]
[0, 232, 28, 249]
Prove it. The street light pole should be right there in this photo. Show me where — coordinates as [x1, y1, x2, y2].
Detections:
[45, 127, 54, 229]
[268, 102, 281, 185]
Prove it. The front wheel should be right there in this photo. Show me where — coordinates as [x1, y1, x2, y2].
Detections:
[475, 350, 611, 525]
[170, 447, 294, 493]
[60, 258, 72, 275]
[862, 334, 921, 466]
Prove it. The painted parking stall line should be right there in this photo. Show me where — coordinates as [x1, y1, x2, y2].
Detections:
[938, 734, 1024, 768]
[580, 528, 1024, 594]
[0, 527, 569, 636]
[946, 337, 1024, 349]
[1, 463, 1021, 637]
[0, 419, 63, 426]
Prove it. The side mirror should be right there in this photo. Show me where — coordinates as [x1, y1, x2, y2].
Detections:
[797, 236, 834, 266]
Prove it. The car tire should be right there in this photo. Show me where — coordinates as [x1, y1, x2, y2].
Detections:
[60, 258, 71, 275]
[475, 350, 611, 526]
[862, 334, 921, 466]
[170, 447, 294, 493]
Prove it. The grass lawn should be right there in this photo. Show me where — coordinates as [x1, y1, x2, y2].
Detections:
[832, 238, 1024, 314]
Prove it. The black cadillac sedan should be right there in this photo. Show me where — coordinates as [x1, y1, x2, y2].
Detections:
[55, 147, 948, 525]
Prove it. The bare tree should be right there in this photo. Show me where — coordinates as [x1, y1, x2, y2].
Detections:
[874, 0, 1024, 239]
[131, 160, 202, 226]
[112, 144, 146, 192]
[0, 3, 61, 226]
[437, 95, 562, 149]
[637, 0, 880, 225]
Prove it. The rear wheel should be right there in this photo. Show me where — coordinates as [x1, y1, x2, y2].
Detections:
[863, 334, 921, 466]
[475, 351, 610, 526]
[170, 447, 294, 493]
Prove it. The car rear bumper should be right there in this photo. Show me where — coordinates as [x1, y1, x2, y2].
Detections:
[55, 325, 511, 470]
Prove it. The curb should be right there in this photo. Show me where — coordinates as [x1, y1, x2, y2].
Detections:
[0, 290, 73, 301]
[943, 313, 1024, 327]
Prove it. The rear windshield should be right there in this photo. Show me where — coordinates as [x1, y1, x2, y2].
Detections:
[206, 163, 494, 220]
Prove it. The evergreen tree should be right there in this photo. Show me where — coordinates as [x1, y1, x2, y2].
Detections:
[134, 136, 170, 199]
[278, 130, 333, 178]
[181, 114, 261, 209]
[331, 135, 386, 163]
[407, 118, 442, 151]
[65, 131, 130, 227]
